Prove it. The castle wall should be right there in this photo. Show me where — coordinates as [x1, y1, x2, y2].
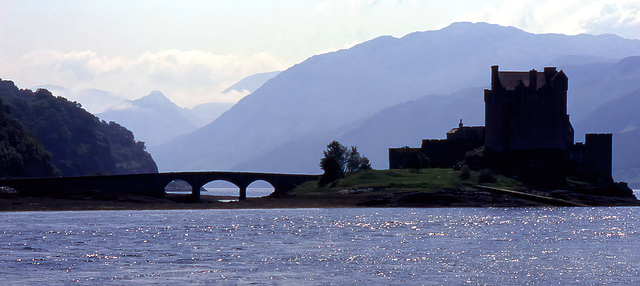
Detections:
[583, 133, 613, 182]
[484, 88, 508, 152]
[421, 136, 484, 168]
[447, 126, 485, 141]
[389, 147, 423, 169]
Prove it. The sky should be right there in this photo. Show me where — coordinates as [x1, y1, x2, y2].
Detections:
[1, 0, 639, 109]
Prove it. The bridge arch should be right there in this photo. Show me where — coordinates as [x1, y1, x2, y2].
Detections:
[164, 180, 192, 194]
[246, 180, 275, 198]
[202, 180, 241, 201]
[163, 179, 197, 202]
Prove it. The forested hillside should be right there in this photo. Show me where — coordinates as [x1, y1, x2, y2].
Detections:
[0, 79, 157, 177]
[0, 97, 58, 178]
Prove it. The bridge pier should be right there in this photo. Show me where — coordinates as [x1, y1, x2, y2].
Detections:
[191, 183, 203, 202]
[239, 185, 247, 200]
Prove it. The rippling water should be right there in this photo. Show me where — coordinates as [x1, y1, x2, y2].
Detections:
[1, 207, 640, 284]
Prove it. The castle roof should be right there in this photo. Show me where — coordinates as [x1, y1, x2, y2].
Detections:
[495, 67, 566, 91]
[498, 71, 546, 90]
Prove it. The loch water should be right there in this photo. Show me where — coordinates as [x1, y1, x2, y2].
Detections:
[1, 207, 640, 285]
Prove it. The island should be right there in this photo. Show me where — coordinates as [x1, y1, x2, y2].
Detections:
[0, 167, 637, 212]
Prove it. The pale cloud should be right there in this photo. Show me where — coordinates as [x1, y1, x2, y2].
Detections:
[11, 49, 289, 108]
[1, 0, 639, 109]
[457, 0, 640, 38]
[582, 1, 640, 37]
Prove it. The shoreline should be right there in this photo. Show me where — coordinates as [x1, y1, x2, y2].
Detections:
[0, 195, 372, 212]
[2, 188, 639, 212]
[2, 170, 637, 212]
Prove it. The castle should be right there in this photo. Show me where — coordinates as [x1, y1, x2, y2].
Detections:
[389, 66, 612, 183]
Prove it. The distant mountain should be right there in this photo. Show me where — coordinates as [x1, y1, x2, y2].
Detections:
[73, 88, 123, 113]
[573, 87, 640, 186]
[546, 55, 618, 67]
[190, 102, 235, 126]
[98, 91, 235, 147]
[0, 79, 157, 176]
[98, 91, 201, 147]
[35, 85, 123, 114]
[613, 129, 640, 188]
[222, 71, 281, 94]
[575, 88, 640, 135]
[563, 56, 640, 124]
[151, 22, 640, 177]
[35, 84, 68, 94]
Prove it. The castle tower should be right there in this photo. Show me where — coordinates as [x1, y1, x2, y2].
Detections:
[484, 65, 573, 153]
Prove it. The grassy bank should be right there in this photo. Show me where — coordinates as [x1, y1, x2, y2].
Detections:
[293, 168, 523, 195]
[290, 169, 639, 207]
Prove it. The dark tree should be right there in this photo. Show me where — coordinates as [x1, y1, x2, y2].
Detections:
[319, 141, 347, 185]
[319, 155, 342, 186]
[323, 141, 348, 172]
[347, 146, 372, 172]
[346, 146, 362, 173]
[319, 141, 371, 186]
[359, 157, 372, 171]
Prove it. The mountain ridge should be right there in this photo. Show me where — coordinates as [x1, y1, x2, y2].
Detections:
[151, 22, 640, 179]
[223, 71, 281, 94]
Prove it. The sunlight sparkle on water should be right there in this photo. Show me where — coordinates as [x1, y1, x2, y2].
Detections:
[1, 208, 640, 284]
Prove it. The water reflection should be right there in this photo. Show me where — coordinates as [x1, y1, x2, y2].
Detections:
[166, 187, 274, 202]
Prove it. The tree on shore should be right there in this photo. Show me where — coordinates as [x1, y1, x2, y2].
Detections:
[346, 146, 371, 172]
[319, 141, 371, 186]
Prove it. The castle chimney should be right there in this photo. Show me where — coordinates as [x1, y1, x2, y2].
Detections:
[529, 69, 537, 90]
[491, 65, 500, 90]
[459, 119, 463, 129]
[544, 67, 557, 84]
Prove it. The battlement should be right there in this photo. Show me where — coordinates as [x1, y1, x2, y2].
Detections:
[446, 120, 485, 141]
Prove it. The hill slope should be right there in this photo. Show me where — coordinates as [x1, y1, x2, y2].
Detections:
[152, 22, 640, 174]
[0, 95, 57, 178]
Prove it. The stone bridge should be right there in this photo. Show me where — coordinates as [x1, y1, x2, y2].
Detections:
[0, 172, 320, 201]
